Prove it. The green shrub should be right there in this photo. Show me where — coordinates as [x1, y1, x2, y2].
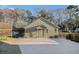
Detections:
[66, 34, 79, 42]
[0, 37, 7, 41]
[74, 34, 79, 42]
[66, 34, 73, 40]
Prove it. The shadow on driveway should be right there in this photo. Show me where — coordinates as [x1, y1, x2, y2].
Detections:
[0, 42, 21, 54]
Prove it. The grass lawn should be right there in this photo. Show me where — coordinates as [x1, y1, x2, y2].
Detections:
[0, 36, 17, 44]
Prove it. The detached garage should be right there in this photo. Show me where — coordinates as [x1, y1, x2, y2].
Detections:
[0, 22, 12, 36]
[25, 19, 59, 38]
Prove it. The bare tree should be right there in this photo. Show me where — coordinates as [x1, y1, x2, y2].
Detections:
[36, 9, 55, 23]
[14, 8, 32, 28]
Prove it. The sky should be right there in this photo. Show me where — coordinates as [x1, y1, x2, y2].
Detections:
[0, 5, 67, 10]
[0, 5, 67, 15]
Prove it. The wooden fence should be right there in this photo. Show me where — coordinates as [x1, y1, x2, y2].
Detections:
[0, 22, 12, 36]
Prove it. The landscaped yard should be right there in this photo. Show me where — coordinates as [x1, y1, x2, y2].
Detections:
[0, 36, 17, 44]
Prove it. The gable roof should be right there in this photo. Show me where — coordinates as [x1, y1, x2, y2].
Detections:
[25, 18, 59, 29]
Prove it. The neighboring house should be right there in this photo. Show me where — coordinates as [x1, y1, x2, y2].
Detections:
[25, 18, 59, 38]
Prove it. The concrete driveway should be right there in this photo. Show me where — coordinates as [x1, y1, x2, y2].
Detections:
[19, 38, 79, 54]
[0, 37, 79, 54]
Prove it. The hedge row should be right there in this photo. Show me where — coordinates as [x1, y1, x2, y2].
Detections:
[66, 34, 79, 42]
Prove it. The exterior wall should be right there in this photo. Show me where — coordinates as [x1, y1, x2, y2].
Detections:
[47, 28, 54, 37]
[31, 32, 36, 38]
[43, 30, 48, 38]
[48, 27, 59, 37]
[24, 32, 30, 38]
[25, 30, 43, 38]
[24, 27, 59, 38]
